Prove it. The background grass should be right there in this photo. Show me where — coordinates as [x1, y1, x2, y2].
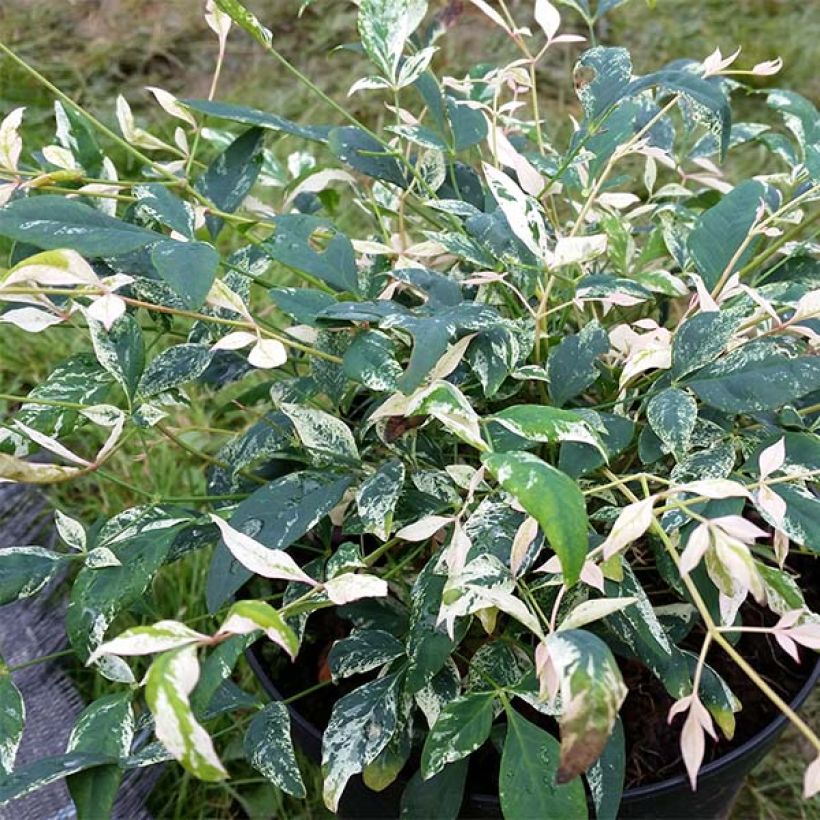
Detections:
[1, 0, 818, 817]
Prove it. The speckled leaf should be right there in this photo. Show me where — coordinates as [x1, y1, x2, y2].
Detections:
[195, 127, 265, 238]
[0, 196, 160, 256]
[206, 471, 353, 611]
[586, 718, 624, 820]
[646, 388, 697, 456]
[688, 181, 764, 289]
[482, 452, 588, 586]
[137, 344, 212, 398]
[757, 484, 820, 553]
[420, 692, 495, 779]
[328, 629, 405, 681]
[545, 629, 627, 782]
[500, 710, 588, 820]
[66, 692, 134, 820]
[687, 353, 820, 413]
[344, 331, 403, 392]
[406, 381, 486, 451]
[281, 403, 359, 466]
[0, 753, 114, 806]
[213, 0, 272, 46]
[183, 100, 331, 144]
[87, 313, 144, 401]
[357, 459, 405, 540]
[0, 547, 66, 605]
[548, 322, 609, 407]
[134, 183, 194, 237]
[573, 47, 632, 120]
[0, 670, 23, 777]
[321, 673, 401, 811]
[150, 240, 220, 310]
[244, 701, 305, 797]
[145, 646, 227, 781]
[358, 0, 428, 78]
[671, 312, 740, 380]
[491, 405, 606, 456]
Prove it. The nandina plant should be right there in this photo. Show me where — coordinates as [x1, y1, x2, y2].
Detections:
[0, 0, 818, 817]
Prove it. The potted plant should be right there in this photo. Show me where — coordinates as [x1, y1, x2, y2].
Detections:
[0, 0, 818, 817]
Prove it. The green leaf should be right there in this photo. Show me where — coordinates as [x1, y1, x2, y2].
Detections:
[321, 673, 401, 811]
[490, 405, 605, 456]
[67, 516, 191, 663]
[356, 459, 405, 541]
[0, 753, 114, 806]
[482, 452, 588, 586]
[0, 670, 24, 777]
[499, 710, 588, 820]
[400, 759, 467, 819]
[559, 413, 634, 478]
[137, 344, 212, 397]
[344, 331, 403, 392]
[213, 0, 273, 46]
[0, 547, 66, 606]
[87, 313, 144, 401]
[545, 629, 627, 782]
[671, 311, 740, 379]
[269, 287, 337, 326]
[206, 471, 353, 611]
[688, 181, 764, 290]
[586, 718, 625, 820]
[446, 96, 488, 152]
[150, 240, 220, 310]
[263, 214, 358, 292]
[145, 646, 227, 781]
[281, 403, 359, 466]
[329, 126, 407, 187]
[420, 692, 495, 779]
[358, 0, 428, 79]
[406, 381, 487, 451]
[0, 196, 160, 257]
[548, 321, 609, 407]
[182, 100, 331, 143]
[646, 387, 697, 456]
[687, 352, 820, 412]
[221, 600, 299, 659]
[134, 183, 194, 237]
[66, 692, 134, 820]
[196, 127, 265, 238]
[244, 701, 306, 798]
[328, 629, 405, 681]
[191, 634, 253, 715]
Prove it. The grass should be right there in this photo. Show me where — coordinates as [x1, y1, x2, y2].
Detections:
[0, 0, 817, 817]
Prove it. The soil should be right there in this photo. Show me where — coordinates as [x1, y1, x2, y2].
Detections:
[246, 556, 819, 795]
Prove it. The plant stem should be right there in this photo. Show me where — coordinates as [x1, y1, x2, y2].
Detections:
[7, 648, 75, 673]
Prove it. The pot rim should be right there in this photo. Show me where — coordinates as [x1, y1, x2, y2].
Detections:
[247, 645, 820, 803]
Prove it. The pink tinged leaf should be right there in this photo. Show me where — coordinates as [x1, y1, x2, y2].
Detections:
[535, 641, 559, 702]
[788, 623, 820, 652]
[0, 307, 67, 333]
[711, 515, 768, 543]
[758, 438, 786, 479]
[95, 411, 126, 464]
[755, 486, 787, 527]
[467, 0, 513, 33]
[395, 515, 453, 542]
[446, 522, 472, 576]
[87, 293, 126, 331]
[248, 338, 287, 369]
[601, 496, 656, 560]
[774, 528, 790, 567]
[751, 57, 783, 76]
[211, 331, 257, 351]
[774, 631, 801, 663]
[209, 514, 317, 586]
[580, 561, 605, 593]
[805, 756, 820, 798]
[535, 554, 562, 574]
[692, 274, 720, 312]
[676, 479, 750, 500]
[11, 420, 91, 467]
[322, 573, 388, 605]
[534, 0, 561, 41]
[679, 523, 710, 576]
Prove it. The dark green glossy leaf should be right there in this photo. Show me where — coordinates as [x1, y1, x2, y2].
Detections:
[400, 759, 467, 820]
[344, 330, 403, 392]
[134, 183, 194, 237]
[500, 710, 588, 820]
[0, 196, 160, 257]
[87, 313, 144, 401]
[482, 452, 588, 586]
[587, 718, 624, 820]
[329, 126, 407, 187]
[0, 670, 23, 776]
[671, 311, 741, 380]
[328, 629, 405, 681]
[66, 692, 134, 820]
[150, 240, 219, 310]
[0, 547, 66, 606]
[548, 322, 608, 407]
[0, 753, 114, 806]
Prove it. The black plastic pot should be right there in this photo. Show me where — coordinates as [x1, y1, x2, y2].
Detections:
[248, 647, 819, 819]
